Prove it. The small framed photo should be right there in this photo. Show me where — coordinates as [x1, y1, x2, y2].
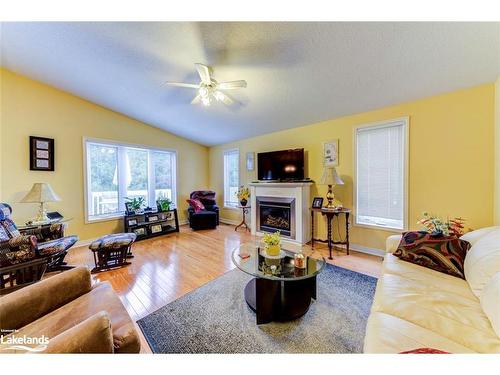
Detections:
[323, 139, 339, 167]
[246, 152, 255, 171]
[125, 202, 134, 215]
[312, 197, 324, 209]
[133, 227, 146, 236]
[150, 224, 162, 234]
[165, 212, 173, 220]
[147, 215, 159, 222]
[127, 218, 138, 226]
[30, 136, 55, 171]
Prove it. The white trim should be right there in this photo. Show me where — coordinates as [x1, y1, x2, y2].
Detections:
[82, 136, 178, 224]
[220, 218, 241, 226]
[352, 117, 409, 232]
[223, 147, 240, 208]
[336, 243, 385, 258]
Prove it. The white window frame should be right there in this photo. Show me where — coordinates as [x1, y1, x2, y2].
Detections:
[83, 137, 178, 223]
[223, 148, 240, 209]
[353, 117, 409, 231]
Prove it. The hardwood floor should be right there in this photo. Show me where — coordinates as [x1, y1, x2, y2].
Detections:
[65, 223, 383, 353]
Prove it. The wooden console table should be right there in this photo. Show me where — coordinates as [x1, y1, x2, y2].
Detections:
[310, 207, 351, 259]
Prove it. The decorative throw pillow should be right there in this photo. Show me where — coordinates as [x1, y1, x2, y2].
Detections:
[399, 348, 450, 354]
[187, 199, 205, 213]
[393, 231, 471, 279]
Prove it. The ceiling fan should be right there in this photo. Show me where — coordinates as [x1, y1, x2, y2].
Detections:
[165, 63, 247, 106]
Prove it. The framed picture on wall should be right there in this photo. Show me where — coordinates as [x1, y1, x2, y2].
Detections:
[30, 136, 55, 171]
[323, 139, 339, 167]
[246, 152, 255, 171]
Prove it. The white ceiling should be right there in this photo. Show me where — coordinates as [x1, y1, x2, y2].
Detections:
[1, 22, 499, 146]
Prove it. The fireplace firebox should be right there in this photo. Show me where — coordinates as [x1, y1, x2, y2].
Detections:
[256, 197, 295, 238]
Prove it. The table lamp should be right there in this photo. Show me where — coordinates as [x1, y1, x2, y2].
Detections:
[319, 166, 344, 209]
[20, 183, 61, 223]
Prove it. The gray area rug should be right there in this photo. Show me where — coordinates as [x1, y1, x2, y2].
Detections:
[137, 264, 377, 353]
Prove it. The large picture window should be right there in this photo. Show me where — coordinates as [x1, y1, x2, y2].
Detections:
[84, 139, 177, 222]
[354, 118, 408, 230]
[223, 149, 240, 208]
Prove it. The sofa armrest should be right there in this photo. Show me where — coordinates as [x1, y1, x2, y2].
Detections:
[386, 234, 402, 253]
[0, 266, 92, 331]
[44, 311, 114, 353]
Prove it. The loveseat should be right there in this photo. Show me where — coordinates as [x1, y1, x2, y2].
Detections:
[364, 227, 500, 353]
[0, 266, 141, 353]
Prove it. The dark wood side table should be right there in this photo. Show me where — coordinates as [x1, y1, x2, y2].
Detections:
[235, 205, 251, 232]
[310, 207, 351, 259]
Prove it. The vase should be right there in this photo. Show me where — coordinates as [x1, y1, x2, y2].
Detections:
[240, 199, 248, 207]
[265, 244, 281, 256]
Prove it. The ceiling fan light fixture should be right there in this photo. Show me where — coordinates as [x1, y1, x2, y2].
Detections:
[201, 96, 211, 106]
[214, 91, 225, 101]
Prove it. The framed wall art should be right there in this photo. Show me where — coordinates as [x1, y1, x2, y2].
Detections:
[323, 139, 339, 167]
[246, 152, 255, 171]
[30, 136, 55, 171]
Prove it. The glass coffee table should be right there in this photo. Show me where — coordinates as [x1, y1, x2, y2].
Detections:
[232, 242, 326, 324]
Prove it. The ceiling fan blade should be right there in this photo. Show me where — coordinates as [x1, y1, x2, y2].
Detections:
[191, 95, 201, 105]
[164, 82, 199, 89]
[214, 91, 234, 106]
[217, 80, 247, 90]
[195, 63, 212, 85]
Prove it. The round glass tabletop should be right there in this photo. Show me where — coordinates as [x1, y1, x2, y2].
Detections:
[231, 242, 326, 281]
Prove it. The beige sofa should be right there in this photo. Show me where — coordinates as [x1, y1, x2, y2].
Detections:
[0, 267, 140, 353]
[364, 227, 500, 353]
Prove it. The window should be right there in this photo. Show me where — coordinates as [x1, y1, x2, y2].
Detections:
[224, 149, 239, 207]
[85, 139, 177, 222]
[354, 118, 408, 230]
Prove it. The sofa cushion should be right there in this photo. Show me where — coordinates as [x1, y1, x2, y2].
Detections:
[460, 226, 500, 246]
[480, 272, 500, 338]
[364, 312, 476, 353]
[370, 272, 500, 353]
[464, 229, 500, 298]
[393, 231, 470, 279]
[11, 281, 140, 353]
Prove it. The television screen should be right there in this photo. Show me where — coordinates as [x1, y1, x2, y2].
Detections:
[257, 149, 304, 181]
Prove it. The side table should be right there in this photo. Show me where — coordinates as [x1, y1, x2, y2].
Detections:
[310, 208, 351, 259]
[235, 205, 251, 232]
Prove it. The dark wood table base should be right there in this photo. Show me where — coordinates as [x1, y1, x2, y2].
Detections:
[244, 276, 317, 324]
[311, 208, 351, 259]
[235, 206, 251, 232]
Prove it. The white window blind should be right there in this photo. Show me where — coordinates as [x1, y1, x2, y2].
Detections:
[355, 119, 408, 230]
[85, 139, 177, 222]
[224, 149, 239, 207]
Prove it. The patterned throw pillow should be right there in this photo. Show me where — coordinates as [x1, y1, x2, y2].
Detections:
[400, 348, 450, 354]
[393, 231, 471, 279]
[186, 199, 205, 213]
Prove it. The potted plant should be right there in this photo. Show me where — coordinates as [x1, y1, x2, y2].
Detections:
[156, 194, 172, 212]
[125, 197, 145, 214]
[417, 212, 466, 237]
[262, 231, 281, 256]
[236, 186, 250, 206]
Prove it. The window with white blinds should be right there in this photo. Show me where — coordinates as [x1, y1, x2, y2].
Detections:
[223, 149, 240, 207]
[354, 118, 408, 230]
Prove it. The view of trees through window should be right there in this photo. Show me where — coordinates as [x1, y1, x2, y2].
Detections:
[86, 141, 176, 220]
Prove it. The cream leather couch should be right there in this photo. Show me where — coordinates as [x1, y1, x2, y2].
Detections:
[364, 227, 500, 353]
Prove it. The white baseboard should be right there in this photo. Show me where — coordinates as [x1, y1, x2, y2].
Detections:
[336, 243, 385, 257]
[220, 218, 241, 226]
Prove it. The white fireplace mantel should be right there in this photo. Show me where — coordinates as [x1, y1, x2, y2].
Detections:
[249, 182, 312, 245]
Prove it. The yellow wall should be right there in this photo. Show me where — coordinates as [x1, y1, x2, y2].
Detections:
[0, 68, 209, 241]
[495, 76, 500, 225]
[209, 84, 496, 250]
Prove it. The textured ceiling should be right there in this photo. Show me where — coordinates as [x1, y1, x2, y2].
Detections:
[1, 22, 499, 146]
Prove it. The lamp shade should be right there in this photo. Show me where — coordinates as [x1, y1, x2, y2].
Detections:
[20, 183, 61, 203]
[320, 167, 344, 186]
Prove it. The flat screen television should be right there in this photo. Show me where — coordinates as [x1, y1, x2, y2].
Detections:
[257, 148, 305, 181]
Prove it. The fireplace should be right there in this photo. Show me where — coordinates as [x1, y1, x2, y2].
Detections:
[256, 197, 295, 238]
